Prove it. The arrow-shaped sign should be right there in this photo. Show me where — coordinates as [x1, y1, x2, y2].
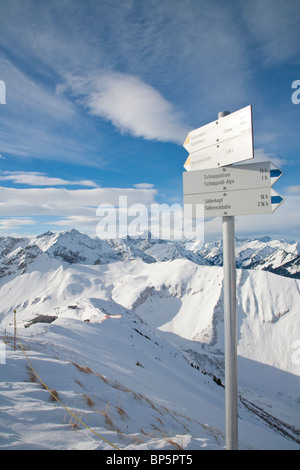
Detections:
[183, 160, 284, 218]
[270, 189, 285, 212]
[183, 161, 283, 195]
[270, 167, 284, 184]
[183, 105, 253, 171]
[184, 186, 284, 218]
[183, 105, 252, 154]
[184, 132, 254, 171]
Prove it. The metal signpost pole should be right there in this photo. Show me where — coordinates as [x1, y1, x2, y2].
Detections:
[222, 214, 238, 449]
[183, 105, 283, 450]
[218, 110, 238, 450]
[14, 309, 16, 351]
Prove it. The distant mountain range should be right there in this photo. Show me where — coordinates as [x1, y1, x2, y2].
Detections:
[1, 229, 299, 280]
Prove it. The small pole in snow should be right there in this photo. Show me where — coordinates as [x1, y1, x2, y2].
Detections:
[218, 110, 238, 450]
[13, 309, 17, 351]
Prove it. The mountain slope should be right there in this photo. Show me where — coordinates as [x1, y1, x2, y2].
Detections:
[0, 251, 299, 450]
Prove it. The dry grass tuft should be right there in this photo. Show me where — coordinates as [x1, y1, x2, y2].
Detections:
[26, 365, 38, 383]
[49, 388, 60, 402]
[73, 378, 83, 387]
[96, 401, 115, 429]
[83, 393, 95, 407]
[116, 405, 129, 421]
[166, 438, 184, 450]
[71, 361, 93, 374]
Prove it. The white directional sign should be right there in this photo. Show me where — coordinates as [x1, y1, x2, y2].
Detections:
[184, 187, 284, 218]
[183, 161, 283, 195]
[183, 160, 284, 217]
[183, 105, 252, 154]
[183, 105, 253, 171]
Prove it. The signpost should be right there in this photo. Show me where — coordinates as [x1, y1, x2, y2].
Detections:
[183, 161, 283, 193]
[183, 161, 284, 217]
[182, 107, 284, 451]
[183, 105, 253, 171]
[184, 187, 283, 218]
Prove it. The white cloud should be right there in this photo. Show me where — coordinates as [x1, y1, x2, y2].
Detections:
[253, 148, 287, 168]
[0, 218, 35, 229]
[0, 183, 157, 236]
[133, 183, 154, 189]
[67, 72, 189, 144]
[234, 193, 299, 240]
[286, 186, 300, 194]
[0, 217, 36, 236]
[231, 148, 287, 170]
[0, 171, 98, 187]
[0, 186, 157, 218]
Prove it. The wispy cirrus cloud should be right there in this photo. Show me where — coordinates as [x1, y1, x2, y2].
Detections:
[241, 0, 300, 65]
[0, 57, 105, 165]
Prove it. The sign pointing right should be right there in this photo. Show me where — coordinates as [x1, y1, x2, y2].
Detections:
[271, 189, 285, 212]
[183, 161, 284, 217]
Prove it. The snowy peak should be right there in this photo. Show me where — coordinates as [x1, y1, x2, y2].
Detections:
[200, 237, 300, 279]
[250, 249, 300, 278]
[0, 229, 299, 279]
[30, 229, 121, 265]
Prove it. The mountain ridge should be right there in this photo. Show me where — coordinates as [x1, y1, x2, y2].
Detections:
[1, 228, 299, 280]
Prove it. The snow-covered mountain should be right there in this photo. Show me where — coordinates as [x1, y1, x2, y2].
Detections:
[0, 229, 299, 450]
[193, 236, 300, 279]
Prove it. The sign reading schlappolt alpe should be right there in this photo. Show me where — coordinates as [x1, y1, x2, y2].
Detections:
[183, 161, 284, 217]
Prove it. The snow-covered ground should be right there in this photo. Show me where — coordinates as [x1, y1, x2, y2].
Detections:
[0, 244, 299, 450]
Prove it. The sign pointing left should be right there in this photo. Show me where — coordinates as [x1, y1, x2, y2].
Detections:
[183, 105, 252, 154]
[183, 105, 253, 171]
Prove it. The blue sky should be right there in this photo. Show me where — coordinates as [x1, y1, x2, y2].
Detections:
[0, 0, 299, 241]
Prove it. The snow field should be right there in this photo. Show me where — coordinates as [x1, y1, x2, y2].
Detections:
[0, 257, 299, 450]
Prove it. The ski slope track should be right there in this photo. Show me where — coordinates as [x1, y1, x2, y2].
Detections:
[0, 230, 299, 450]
